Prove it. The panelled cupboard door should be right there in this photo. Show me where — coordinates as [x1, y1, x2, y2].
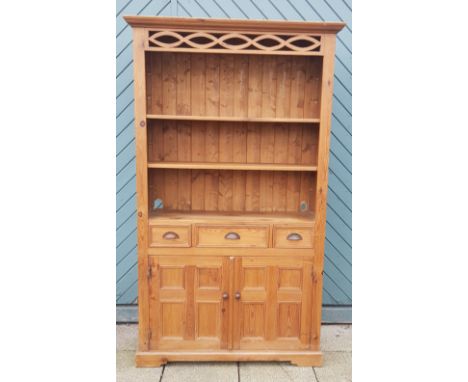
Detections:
[148, 256, 230, 350]
[233, 257, 313, 350]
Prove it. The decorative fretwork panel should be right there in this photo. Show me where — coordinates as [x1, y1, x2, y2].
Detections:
[147, 30, 322, 55]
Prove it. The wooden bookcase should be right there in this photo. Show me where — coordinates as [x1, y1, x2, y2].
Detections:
[124, 16, 345, 367]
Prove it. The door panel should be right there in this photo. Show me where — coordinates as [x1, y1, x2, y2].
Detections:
[233, 257, 312, 350]
[149, 256, 229, 350]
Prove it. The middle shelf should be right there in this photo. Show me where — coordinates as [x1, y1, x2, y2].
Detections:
[147, 162, 317, 171]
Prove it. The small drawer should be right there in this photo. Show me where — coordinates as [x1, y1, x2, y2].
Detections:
[149, 225, 191, 247]
[273, 226, 314, 248]
[195, 225, 269, 248]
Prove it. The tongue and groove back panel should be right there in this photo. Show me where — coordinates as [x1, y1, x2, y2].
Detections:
[147, 121, 319, 165]
[145, 53, 323, 118]
[146, 52, 320, 214]
[148, 169, 316, 213]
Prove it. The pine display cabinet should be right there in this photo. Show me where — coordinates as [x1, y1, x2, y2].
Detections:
[124, 16, 345, 367]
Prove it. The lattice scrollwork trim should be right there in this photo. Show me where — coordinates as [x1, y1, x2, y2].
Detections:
[147, 30, 322, 54]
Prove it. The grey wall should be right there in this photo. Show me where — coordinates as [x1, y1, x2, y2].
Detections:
[116, 0, 352, 315]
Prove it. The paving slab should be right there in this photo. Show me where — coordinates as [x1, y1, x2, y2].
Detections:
[315, 352, 352, 382]
[117, 350, 163, 382]
[240, 362, 317, 382]
[162, 362, 238, 382]
[116, 324, 138, 351]
[320, 324, 352, 352]
[116, 324, 352, 381]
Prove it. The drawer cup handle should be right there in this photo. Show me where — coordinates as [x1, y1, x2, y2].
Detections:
[287, 233, 303, 241]
[225, 232, 240, 240]
[163, 231, 179, 240]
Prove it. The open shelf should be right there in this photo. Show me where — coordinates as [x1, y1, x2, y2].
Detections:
[149, 210, 315, 225]
[147, 114, 321, 124]
[147, 162, 317, 172]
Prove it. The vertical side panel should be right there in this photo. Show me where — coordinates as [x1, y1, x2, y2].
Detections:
[132, 27, 150, 351]
[300, 260, 313, 348]
[312, 34, 338, 347]
[148, 256, 160, 349]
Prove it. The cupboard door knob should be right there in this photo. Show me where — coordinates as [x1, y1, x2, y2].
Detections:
[222, 292, 229, 300]
[235, 291, 241, 300]
[287, 233, 303, 241]
[163, 231, 179, 240]
[225, 232, 240, 240]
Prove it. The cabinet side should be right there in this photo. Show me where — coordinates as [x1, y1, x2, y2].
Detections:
[132, 27, 150, 351]
[311, 34, 338, 350]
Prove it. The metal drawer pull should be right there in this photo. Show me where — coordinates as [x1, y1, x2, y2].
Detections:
[224, 232, 240, 240]
[287, 233, 303, 241]
[235, 291, 241, 299]
[162, 231, 179, 240]
[222, 292, 229, 300]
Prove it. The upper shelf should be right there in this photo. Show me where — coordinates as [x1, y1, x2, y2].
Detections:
[148, 162, 317, 172]
[146, 114, 320, 124]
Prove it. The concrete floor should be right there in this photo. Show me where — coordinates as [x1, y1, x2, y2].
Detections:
[117, 324, 351, 382]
